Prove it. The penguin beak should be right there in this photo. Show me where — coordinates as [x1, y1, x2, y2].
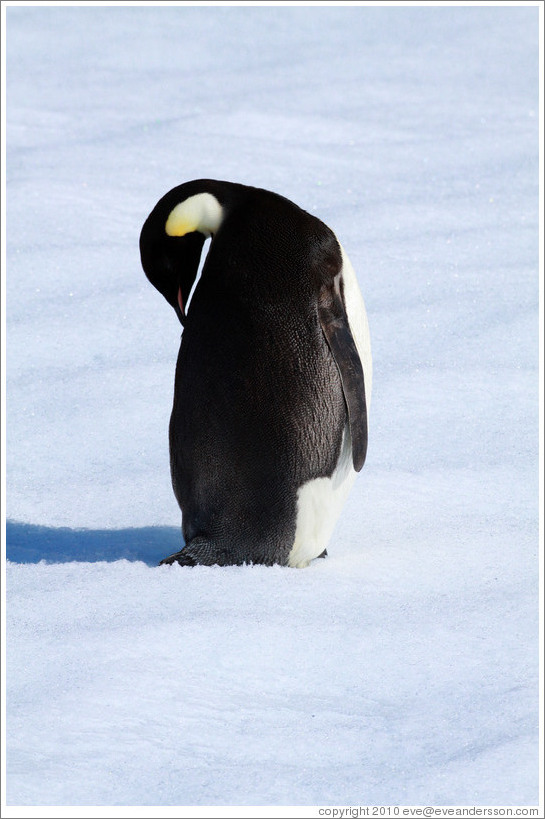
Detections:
[173, 233, 215, 325]
[140, 227, 206, 328]
[175, 286, 186, 325]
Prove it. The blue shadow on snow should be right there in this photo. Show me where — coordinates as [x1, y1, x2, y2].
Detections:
[5, 521, 183, 567]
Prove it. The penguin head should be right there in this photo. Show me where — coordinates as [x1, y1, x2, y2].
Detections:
[139, 182, 226, 324]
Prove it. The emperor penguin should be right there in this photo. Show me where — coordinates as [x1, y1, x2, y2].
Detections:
[140, 180, 372, 567]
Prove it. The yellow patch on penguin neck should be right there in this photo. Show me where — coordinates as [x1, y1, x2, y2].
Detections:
[165, 192, 223, 238]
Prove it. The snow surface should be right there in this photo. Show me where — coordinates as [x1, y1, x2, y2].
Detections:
[3, 2, 541, 810]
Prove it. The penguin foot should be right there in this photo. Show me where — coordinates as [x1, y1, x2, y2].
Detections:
[159, 550, 197, 567]
[159, 537, 235, 567]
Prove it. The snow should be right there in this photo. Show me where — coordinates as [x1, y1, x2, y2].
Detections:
[3, 2, 542, 811]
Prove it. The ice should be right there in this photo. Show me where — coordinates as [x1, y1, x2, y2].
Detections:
[3, 3, 541, 809]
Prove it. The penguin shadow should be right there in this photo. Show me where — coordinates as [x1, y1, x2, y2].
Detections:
[5, 521, 183, 567]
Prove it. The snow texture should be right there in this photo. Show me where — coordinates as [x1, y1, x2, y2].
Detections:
[4, 3, 541, 809]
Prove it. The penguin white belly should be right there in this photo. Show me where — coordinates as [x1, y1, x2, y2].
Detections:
[288, 426, 356, 568]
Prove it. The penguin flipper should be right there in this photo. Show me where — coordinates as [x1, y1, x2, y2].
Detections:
[319, 274, 368, 472]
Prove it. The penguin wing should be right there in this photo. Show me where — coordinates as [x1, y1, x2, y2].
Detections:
[318, 273, 368, 472]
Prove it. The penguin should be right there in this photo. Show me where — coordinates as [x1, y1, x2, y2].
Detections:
[140, 180, 372, 567]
